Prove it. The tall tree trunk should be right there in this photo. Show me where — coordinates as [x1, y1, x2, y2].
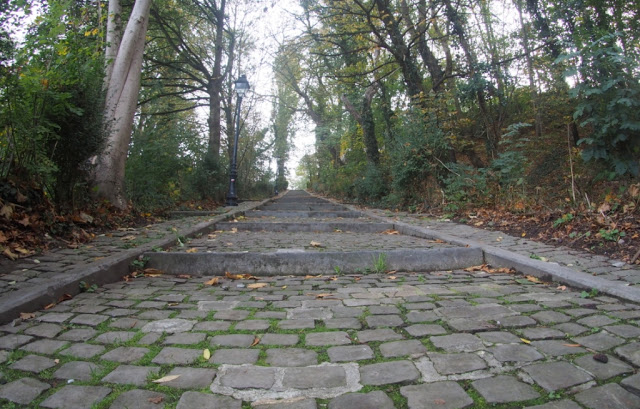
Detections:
[208, 0, 226, 161]
[94, 0, 152, 209]
[341, 83, 380, 166]
[516, 0, 542, 137]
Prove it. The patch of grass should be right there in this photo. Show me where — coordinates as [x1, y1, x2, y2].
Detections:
[371, 253, 388, 274]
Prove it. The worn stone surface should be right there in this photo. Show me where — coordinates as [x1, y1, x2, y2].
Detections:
[401, 382, 473, 409]
[282, 366, 347, 389]
[176, 391, 242, 409]
[40, 385, 111, 409]
[360, 360, 419, 385]
[109, 389, 166, 409]
[523, 361, 593, 392]
[472, 375, 539, 403]
[328, 391, 395, 409]
[101, 365, 159, 386]
[0, 377, 50, 404]
[328, 345, 373, 362]
[575, 383, 640, 409]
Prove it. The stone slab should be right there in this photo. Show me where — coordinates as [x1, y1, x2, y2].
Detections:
[401, 381, 473, 409]
[40, 385, 111, 409]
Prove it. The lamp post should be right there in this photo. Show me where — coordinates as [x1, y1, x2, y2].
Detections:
[226, 74, 250, 206]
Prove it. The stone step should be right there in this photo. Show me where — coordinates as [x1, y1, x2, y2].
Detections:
[260, 203, 346, 211]
[244, 210, 365, 218]
[144, 247, 483, 276]
[215, 221, 394, 233]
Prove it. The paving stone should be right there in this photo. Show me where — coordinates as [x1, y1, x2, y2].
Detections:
[255, 311, 287, 319]
[287, 308, 332, 320]
[221, 366, 277, 389]
[574, 354, 633, 380]
[235, 319, 272, 330]
[532, 340, 586, 356]
[24, 323, 63, 338]
[261, 334, 299, 345]
[253, 397, 318, 409]
[621, 373, 640, 395]
[306, 331, 351, 346]
[193, 321, 232, 331]
[20, 339, 68, 354]
[328, 345, 374, 362]
[614, 342, 640, 366]
[472, 375, 539, 403]
[356, 328, 403, 342]
[211, 334, 255, 347]
[604, 324, 640, 338]
[523, 361, 593, 391]
[431, 333, 483, 352]
[575, 383, 640, 409]
[110, 318, 148, 329]
[152, 346, 202, 364]
[478, 331, 521, 344]
[54, 361, 103, 381]
[176, 391, 241, 409]
[40, 385, 111, 409]
[109, 389, 166, 409]
[266, 348, 318, 366]
[573, 332, 625, 351]
[489, 344, 544, 362]
[324, 317, 362, 329]
[278, 319, 315, 329]
[0, 334, 33, 349]
[160, 367, 217, 389]
[101, 365, 159, 386]
[69, 314, 109, 326]
[141, 318, 196, 333]
[524, 400, 583, 409]
[360, 360, 419, 385]
[0, 349, 8, 364]
[10, 354, 56, 372]
[401, 381, 473, 409]
[577, 315, 617, 327]
[138, 310, 172, 320]
[405, 324, 447, 336]
[60, 343, 105, 359]
[365, 314, 404, 327]
[531, 311, 571, 324]
[430, 352, 487, 375]
[498, 315, 537, 327]
[328, 391, 394, 409]
[520, 327, 566, 340]
[406, 310, 438, 323]
[214, 309, 251, 320]
[553, 322, 589, 336]
[446, 317, 497, 332]
[404, 302, 436, 310]
[0, 377, 50, 405]
[380, 340, 427, 358]
[37, 312, 73, 323]
[163, 332, 207, 345]
[282, 366, 347, 389]
[58, 328, 97, 342]
[101, 346, 149, 363]
[94, 331, 136, 344]
[211, 348, 260, 364]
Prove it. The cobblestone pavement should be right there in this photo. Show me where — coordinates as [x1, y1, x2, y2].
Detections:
[0, 191, 640, 408]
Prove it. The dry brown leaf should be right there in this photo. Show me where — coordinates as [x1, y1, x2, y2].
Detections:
[304, 274, 323, 279]
[525, 275, 543, 284]
[204, 277, 219, 286]
[19, 312, 36, 320]
[121, 235, 137, 241]
[0, 231, 7, 243]
[57, 293, 72, 302]
[148, 396, 164, 404]
[250, 336, 260, 347]
[152, 375, 181, 383]
[388, 276, 397, 280]
[17, 216, 30, 227]
[185, 248, 198, 253]
[0, 204, 13, 219]
[315, 293, 334, 299]
[309, 241, 324, 247]
[177, 274, 192, 279]
[557, 285, 567, 291]
[382, 229, 399, 235]
[143, 268, 165, 276]
[44, 303, 56, 310]
[225, 272, 258, 280]
[386, 270, 398, 275]
[247, 283, 267, 289]
[208, 233, 217, 239]
[230, 227, 238, 233]
[3, 248, 18, 260]
[563, 343, 582, 347]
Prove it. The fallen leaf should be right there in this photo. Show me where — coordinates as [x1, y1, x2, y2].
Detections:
[17, 216, 30, 227]
[208, 234, 217, 239]
[525, 275, 543, 284]
[177, 274, 192, 279]
[148, 396, 164, 404]
[304, 274, 323, 279]
[520, 338, 531, 344]
[309, 241, 324, 247]
[203, 349, 211, 360]
[382, 229, 399, 235]
[434, 399, 446, 405]
[388, 276, 397, 280]
[225, 272, 258, 280]
[204, 277, 219, 286]
[250, 336, 260, 347]
[386, 270, 397, 275]
[315, 293, 334, 299]
[557, 285, 567, 291]
[247, 283, 267, 289]
[186, 248, 198, 253]
[20, 312, 36, 320]
[121, 235, 137, 241]
[44, 303, 56, 310]
[281, 285, 287, 289]
[57, 293, 72, 302]
[0, 204, 13, 219]
[143, 268, 165, 276]
[3, 248, 18, 260]
[152, 375, 181, 383]
[230, 227, 238, 233]
[563, 343, 582, 347]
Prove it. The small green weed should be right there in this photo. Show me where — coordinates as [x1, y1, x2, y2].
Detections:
[371, 253, 388, 273]
[580, 288, 599, 298]
[599, 228, 625, 242]
[552, 213, 574, 228]
[79, 281, 98, 293]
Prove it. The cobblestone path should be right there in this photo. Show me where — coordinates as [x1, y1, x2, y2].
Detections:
[0, 191, 639, 408]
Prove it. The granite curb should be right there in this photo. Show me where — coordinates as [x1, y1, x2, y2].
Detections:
[0, 198, 272, 324]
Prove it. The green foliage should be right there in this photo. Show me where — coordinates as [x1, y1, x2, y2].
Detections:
[441, 163, 489, 211]
[561, 33, 640, 177]
[354, 163, 387, 202]
[371, 253, 387, 274]
[0, 0, 105, 209]
[599, 228, 625, 242]
[553, 213, 574, 228]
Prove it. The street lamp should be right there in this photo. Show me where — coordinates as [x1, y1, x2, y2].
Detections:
[226, 74, 250, 206]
